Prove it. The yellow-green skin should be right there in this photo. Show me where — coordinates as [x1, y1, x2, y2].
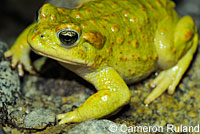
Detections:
[4, 0, 198, 124]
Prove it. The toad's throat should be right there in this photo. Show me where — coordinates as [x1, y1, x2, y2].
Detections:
[31, 47, 86, 66]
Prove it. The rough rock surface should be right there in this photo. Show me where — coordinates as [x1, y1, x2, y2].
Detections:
[66, 120, 126, 134]
[0, 41, 20, 107]
[24, 109, 56, 129]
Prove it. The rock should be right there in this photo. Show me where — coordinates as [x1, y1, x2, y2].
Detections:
[175, 0, 200, 30]
[66, 120, 127, 134]
[0, 41, 20, 107]
[0, 61, 20, 107]
[24, 109, 56, 129]
[8, 108, 26, 127]
[49, 0, 80, 9]
[175, 0, 200, 15]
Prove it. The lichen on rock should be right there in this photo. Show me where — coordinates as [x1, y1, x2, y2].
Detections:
[0, 41, 20, 107]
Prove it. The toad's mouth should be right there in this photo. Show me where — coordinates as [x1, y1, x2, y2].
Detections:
[31, 47, 87, 66]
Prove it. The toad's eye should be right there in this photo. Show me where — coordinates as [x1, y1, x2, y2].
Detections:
[58, 29, 80, 48]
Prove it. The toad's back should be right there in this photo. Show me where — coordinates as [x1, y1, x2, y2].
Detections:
[69, 0, 177, 82]
[67, 0, 178, 83]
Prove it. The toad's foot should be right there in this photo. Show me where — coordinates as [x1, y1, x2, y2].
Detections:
[4, 24, 36, 76]
[4, 47, 35, 76]
[57, 110, 83, 124]
[57, 67, 131, 124]
[145, 33, 198, 104]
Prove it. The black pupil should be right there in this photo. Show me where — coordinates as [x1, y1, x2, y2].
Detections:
[59, 30, 78, 46]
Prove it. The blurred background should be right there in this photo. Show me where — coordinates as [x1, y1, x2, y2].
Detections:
[0, 0, 200, 44]
[0, 0, 79, 43]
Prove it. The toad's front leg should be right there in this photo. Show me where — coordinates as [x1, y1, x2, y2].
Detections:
[57, 67, 131, 124]
[4, 23, 37, 76]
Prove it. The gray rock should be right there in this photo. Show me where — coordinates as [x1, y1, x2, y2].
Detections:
[66, 120, 127, 134]
[24, 109, 56, 129]
[49, 0, 81, 9]
[0, 61, 20, 107]
[175, 0, 200, 15]
[0, 41, 21, 126]
[175, 0, 200, 30]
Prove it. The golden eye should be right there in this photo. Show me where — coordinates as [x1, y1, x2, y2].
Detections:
[58, 29, 80, 48]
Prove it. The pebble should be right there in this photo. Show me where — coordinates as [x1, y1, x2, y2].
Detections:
[24, 109, 56, 129]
